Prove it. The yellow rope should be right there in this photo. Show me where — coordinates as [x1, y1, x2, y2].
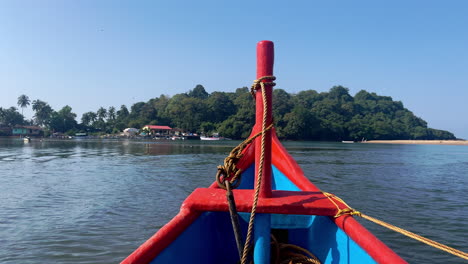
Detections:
[322, 192, 468, 260]
[216, 123, 273, 189]
[250, 76, 276, 98]
[241, 76, 275, 264]
[271, 235, 321, 264]
[360, 214, 468, 260]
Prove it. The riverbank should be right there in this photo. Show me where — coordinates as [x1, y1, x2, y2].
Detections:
[364, 140, 468, 146]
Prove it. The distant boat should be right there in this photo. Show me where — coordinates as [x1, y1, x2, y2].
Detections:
[200, 136, 223, 141]
[342, 140, 354, 143]
[23, 137, 31, 143]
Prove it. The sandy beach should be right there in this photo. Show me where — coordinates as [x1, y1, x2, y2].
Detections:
[363, 140, 468, 146]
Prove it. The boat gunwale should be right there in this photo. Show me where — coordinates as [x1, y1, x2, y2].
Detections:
[121, 132, 407, 264]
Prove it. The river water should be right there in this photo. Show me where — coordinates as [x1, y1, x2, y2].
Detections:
[0, 138, 466, 263]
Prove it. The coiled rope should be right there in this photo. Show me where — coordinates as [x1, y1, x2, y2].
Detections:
[271, 235, 321, 264]
[323, 192, 468, 261]
[216, 123, 273, 190]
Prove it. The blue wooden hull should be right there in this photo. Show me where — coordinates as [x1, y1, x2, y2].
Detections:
[124, 162, 406, 263]
[153, 213, 376, 263]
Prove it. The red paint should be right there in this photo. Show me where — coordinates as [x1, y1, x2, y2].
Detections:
[255, 40, 274, 198]
[143, 125, 172, 130]
[184, 188, 339, 216]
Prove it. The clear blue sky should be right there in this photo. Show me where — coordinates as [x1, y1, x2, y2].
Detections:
[1, 1, 467, 138]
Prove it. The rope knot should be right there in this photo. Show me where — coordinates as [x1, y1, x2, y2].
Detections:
[216, 163, 242, 190]
[250, 76, 276, 98]
[334, 208, 361, 218]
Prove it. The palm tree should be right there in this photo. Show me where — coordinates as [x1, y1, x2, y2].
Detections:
[0, 107, 4, 124]
[17, 94, 30, 116]
[32, 99, 53, 126]
[108, 106, 116, 121]
[97, 107, 107, 121]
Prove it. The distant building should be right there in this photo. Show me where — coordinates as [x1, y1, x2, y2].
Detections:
[12, 125, 43, 136]
[142, 125, 172, 136]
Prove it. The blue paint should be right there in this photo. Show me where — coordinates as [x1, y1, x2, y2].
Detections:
[271, 165, 301, 191]
[271, 213, 314, 229]
[237, 165, 255, 189]
[151, 212, 243, 263]
[253, 214, 270, 264]
[153, 211, 376, 263]
[288, 215, 377, 264]
[237, 164, 300, 191]
[152, 163, 377, 263]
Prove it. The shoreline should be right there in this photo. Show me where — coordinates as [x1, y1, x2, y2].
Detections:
[2, 136, 468, 146]
[363, 140, 468, 146]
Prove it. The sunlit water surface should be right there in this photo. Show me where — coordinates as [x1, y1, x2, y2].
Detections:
[0, 138, 466, 263]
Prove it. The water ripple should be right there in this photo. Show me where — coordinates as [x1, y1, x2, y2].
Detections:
[0, 140, 466, 263]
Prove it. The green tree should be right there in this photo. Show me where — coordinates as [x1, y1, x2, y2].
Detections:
[0, 107, 24, 126]
[117, 105, 129, 120]
[164, 94, 187, 129]
[205, 92, 235, 123]
[115, 105, 130, 131]
[17, 94, 30, 116]
[188, 84, 209, 99]
[165, 96, 206, 132]
[217, 118, 252, 139]
[97, 107, 107, 121]
[295, 90, 321, 109]
[151, 95, 171, 125]
[81, 111, 97, 126]
[200, 121, 216, 134]
[32, 100, 53, 127]
[95, 107, 108, 131]
[108, 106, 116, 121]
[49, 106, 77, 133]
[280, 106, 320, 139]
[427, 128, 455, 140]
[217, 89, 255, 139]
[272, 89, 293, 128]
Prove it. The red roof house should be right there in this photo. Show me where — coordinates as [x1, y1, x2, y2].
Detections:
[142, 125, 172, 135]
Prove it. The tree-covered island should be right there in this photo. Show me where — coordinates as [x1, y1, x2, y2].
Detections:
[0, 85, 456, 141]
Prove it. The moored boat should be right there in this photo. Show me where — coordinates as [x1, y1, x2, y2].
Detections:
[200, 136, 223, 140]
[200, 132, 227, 141]
[122, 41, 407, 264]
